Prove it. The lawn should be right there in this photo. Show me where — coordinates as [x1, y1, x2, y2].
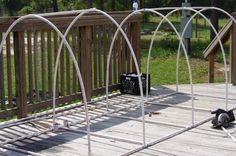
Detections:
[140, 15, 229, 85]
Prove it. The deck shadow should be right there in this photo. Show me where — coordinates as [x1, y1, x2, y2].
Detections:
[2, 86, 193, 154]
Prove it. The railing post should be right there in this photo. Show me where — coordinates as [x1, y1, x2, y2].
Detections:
[231, 14, 236, 85]
[80, 26, 92, 101]
[131, 21, 141, 72]
[208, 53, 215, 83]
[13, 31, 27, 118]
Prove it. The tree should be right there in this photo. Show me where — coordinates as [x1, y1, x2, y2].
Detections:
[87, 0, 93, 8]
[2, 0, 25, 16]
[210, 0, 219, 40]
[111, 0, 115, 10]
[53, 0, 58, 12]
[140, 0, 145, 8]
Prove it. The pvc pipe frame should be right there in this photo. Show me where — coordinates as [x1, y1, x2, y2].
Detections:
[106, 8, 195, 126]
[174, 7, 236, 112]
[52, 8, 146, 152]
[0, 92, 120, 130]
[0, 12, 93, 155]
[221, 126, 236, 143]
[147, 7, 232, 125]
[106, 6, 236, 155]
[0, 6, 235, 156]
[0, 8, 144, 155]
[121, 106, 236, 156]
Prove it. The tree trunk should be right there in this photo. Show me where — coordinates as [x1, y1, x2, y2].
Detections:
[210, 0, 219, 40]
[87, 0, 93, 8]
[124, 0, 129, 9]
[111, 0, 115, 11]
[101, 0, 104, 10]
[52, 0, 58, 12]
[140, 0, 145, 8]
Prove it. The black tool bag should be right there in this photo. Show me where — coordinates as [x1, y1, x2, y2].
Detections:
[211, 109, 235, 128]
[120, 73, 150, 95]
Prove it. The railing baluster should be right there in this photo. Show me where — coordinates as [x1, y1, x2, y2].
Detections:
[98, 26, 103, 87]
[0, 32, 6, 111]
[126, 23, 131, 73]
[53, 31, 59, 97]
[93, 26, 98, 89]
[108, 25, 113, 85]
[34, 31, 40, 101]
[6, 35, 13, 109]
[113, 25, 117, 84]
[66, 35, 71, 95]
[47, 30, 52, 98]
[27, 31, 34, 103]
[72, 28, 77, 93]
[103, 26, 107, 87]
[60, 34, 65, 96]
[41, 31, 46, 100]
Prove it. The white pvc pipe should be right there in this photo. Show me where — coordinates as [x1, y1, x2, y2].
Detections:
[174, 7, 236, 111]
[52, 9, 93, 155]
[85, 10, 147, 145]
[0, 7, 234, 155]
[106, 8, 194, 125]
[54, 7, 147, 149]
[147, 8, 180, 97]
[146, 9, 194, 125]
[64, 128, 143, 145]
[146, 8, 205, 126]
[0, 14, 91, 155]
[221, 126, 236, 143]
[151, 7, 208, 11]
[120, 113, 218, 156]
[148, 6, 236, 124]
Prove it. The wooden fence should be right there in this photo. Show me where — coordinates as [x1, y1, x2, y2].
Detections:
[0, 11, 142, 119]
[203, 13, 236, 85]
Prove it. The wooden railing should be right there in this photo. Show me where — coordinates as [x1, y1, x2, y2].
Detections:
[203, 13, 236, 85]
[0, 11, 142, 119]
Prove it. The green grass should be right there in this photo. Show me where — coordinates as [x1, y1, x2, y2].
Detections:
[140, 15, 229, 85]
[141, 55, 225, 86]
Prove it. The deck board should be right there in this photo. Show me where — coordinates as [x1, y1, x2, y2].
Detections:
[0, 84, 235, 156]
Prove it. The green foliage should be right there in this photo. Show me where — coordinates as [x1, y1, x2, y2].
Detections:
[0, 0, 235, 16]
[30, 0, 51, 13]
[59, 0, 85, 10]
[1, 0, 25, 16]
[18, 6, 33, 15]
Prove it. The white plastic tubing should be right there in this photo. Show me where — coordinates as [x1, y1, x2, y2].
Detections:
[106, 8, 195, 125]
[147, 7, 228, 125]
[107, 7, 236, 127]
[0, 12, 93, 155]
[0, 6, 235, 155]
[0, 8, 145, 155]
[174, 7, 236, 111]
[52, 7, 147, 150]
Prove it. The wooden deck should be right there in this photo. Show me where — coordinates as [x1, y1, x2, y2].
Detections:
[0, 84, 236, 156]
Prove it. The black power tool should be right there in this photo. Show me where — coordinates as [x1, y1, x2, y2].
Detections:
[211, 109, 235, 128]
